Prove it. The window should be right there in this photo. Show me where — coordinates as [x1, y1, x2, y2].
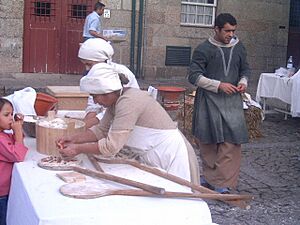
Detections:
[34, 1, 52, 17]
[290, 0, 300, 28]
[71, 4, 87, 19]
[181, 0, 217, 27]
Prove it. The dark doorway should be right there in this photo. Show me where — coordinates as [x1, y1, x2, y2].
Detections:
[23, 0, 94, 74]
[287, 0, 300, 70]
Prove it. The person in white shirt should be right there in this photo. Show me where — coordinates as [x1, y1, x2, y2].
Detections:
[82, 2, 107, 42]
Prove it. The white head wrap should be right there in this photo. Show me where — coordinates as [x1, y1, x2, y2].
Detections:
[80, 63, 122, 94]
[78, 38, 114, 62]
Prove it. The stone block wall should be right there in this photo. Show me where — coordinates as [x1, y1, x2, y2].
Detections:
[0, 0, 24, 73]
[140, 0, 290, 95]
[0, 0, 290, 95]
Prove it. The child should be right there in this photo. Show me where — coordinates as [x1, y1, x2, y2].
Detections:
[0, 98, 28, 225]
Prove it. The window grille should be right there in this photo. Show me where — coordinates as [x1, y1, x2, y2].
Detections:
[165, 46, 191, 66]
[33, 1, 53, 17]
[71, 4, 87, 19]
[181, 0, 217, 27]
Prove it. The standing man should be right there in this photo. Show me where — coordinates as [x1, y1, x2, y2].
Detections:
[188, 13, 250, 194]
[82, 2, 107, 42]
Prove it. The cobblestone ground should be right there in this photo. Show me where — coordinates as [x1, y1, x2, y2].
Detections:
[194, 113, 300, 225]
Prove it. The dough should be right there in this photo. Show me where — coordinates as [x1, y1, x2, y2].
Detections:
[38, 156, 81, 171]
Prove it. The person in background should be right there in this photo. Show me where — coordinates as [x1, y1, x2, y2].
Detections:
[0, 98, 28, 225]
[188, 13, 251, 194]
[78, 38, 140, 128]
[82, 2, 107, 42]
[57, 64, 200, 184]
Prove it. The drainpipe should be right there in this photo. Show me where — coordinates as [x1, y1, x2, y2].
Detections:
[136, 0, 144, 78]
[130, 0, 136, 73]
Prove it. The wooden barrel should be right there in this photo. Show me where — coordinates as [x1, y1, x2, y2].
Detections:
[35, 117, 85, 156]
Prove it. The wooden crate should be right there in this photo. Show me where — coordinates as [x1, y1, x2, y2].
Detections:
[46, 86, 89, 110]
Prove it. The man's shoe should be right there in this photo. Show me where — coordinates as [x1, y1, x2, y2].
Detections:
[200, 177, 215, 190]
[214, 187, 230, 194]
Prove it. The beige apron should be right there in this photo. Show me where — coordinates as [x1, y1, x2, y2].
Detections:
[125, 126, 191, 181]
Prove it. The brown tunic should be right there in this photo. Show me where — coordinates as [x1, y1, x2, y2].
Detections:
[90, 88, 200, 184]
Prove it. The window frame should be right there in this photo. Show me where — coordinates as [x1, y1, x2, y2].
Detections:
[180, 0, 217, 27]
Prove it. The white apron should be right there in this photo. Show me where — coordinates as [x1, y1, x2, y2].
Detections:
[125, 126, 191, 181]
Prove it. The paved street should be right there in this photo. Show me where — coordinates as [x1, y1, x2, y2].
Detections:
[202, 113, 300, 225]
[1, 73, 299, 225]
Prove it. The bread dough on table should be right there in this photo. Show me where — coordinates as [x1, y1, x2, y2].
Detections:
[38, 156, 81, 171]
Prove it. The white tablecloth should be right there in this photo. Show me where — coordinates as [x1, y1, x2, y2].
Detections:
[256, 72, 300, 117]
[7, 138, 213, 225]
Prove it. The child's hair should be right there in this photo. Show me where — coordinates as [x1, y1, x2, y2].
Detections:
[0, 97, 13, 111]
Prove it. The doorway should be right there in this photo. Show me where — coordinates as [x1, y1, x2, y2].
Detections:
[287, 0, 300, 70]
[23, 0, 94, 74]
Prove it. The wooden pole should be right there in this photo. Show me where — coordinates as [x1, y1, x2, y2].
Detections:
[72, 166, 165, 195]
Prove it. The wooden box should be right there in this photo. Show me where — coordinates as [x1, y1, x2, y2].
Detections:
[46, 86, 89, 110]
[36, 114, 85, 156]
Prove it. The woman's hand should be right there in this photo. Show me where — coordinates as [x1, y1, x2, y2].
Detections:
[58, 144, 79, 160]
[56, 136, 73, 150]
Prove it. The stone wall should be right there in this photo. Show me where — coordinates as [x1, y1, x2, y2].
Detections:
[0, 0, 24, 73]
[141, 0, 290, 95]
[0, 0, 290, 94]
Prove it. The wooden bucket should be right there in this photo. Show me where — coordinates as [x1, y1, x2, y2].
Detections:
[35, 112, 85, 156]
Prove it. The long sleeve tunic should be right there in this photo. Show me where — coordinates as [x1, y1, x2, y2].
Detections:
[90, 88, 200, 183]
[0, 132, 28, 196]
[188, 37, 250, 144]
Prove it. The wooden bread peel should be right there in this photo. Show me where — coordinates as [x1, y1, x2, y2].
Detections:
[95, 157, 253, 209]
[59, 182, 253, 201]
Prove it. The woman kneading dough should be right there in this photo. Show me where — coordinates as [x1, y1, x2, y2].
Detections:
[57, 64, 200, 184]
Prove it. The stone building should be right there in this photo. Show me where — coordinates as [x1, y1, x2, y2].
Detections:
[0, 0, 297, 91]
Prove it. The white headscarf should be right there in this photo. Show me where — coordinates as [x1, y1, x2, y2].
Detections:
[78, 38, 114, 62]
[80, 63, 122, 94]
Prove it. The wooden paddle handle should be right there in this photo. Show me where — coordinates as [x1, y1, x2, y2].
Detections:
[96, 157, 251, 209]
[87, 155, 104, 172]
[112, 189, 253, 201]
[72, 166, 165, 195]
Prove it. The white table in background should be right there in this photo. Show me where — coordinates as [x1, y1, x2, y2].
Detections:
[256, 73, 293, 119]
[7, 137, 213, 225]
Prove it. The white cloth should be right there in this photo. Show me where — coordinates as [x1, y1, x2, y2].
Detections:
[242, 93, 261, 110]
[291, 69, 300, 117]
[256, 73, 292, 104]
[78, 38, 113, 62]
[126, 126, 191, 181]
[110, 62, 140, 89]
[80, 63, 122, 94]
[256, 72, 300, 118]
[147, 86, 158, 99]
[4, 87, 37, 116]
[7, 137, 213, 225]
